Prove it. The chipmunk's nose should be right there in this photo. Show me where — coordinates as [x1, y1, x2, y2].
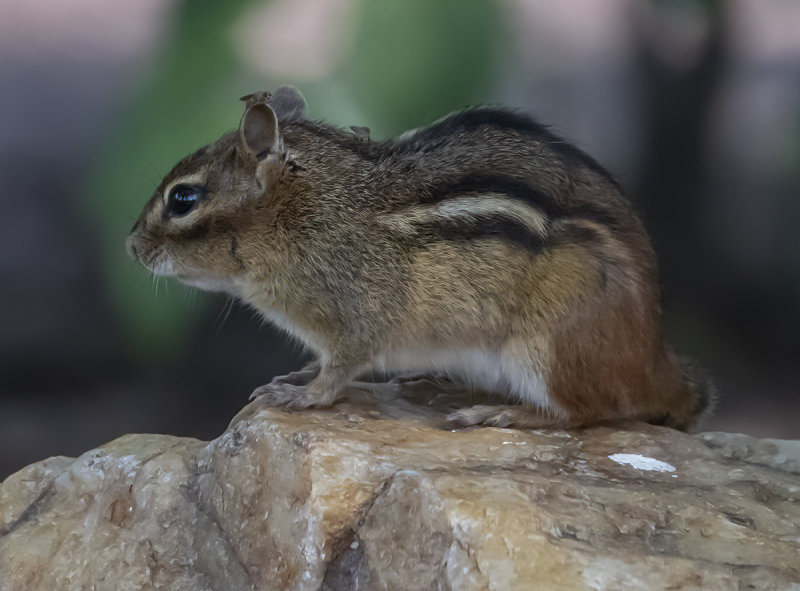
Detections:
[125, 235, 139, 261]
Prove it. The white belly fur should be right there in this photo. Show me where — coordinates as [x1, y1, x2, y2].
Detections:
[374, 347, 556, 412]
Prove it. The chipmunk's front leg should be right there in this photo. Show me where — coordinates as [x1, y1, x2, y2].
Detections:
[250, 357, 361, 410]
[265, 360, 321, 387]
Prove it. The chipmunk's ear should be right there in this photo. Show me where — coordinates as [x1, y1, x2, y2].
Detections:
[239, 102, 281, 159]
[269, 86, 307, 121]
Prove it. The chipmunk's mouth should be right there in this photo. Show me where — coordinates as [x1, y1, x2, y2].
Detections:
[176, 275, 237, 294]
[127, 237, 236, 293]
[139, 249, 177, 277]
[150, 257, 176, 277]
[149, 260, 231, 293]
[126, 235, 178, 277]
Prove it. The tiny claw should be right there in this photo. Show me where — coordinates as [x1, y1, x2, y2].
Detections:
[249, 381, 335, 411]
[249, 382, 306, 407]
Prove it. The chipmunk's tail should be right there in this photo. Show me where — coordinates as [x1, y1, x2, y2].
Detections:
[661, 355, 717, 431]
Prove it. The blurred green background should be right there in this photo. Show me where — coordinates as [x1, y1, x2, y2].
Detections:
[91, 0, 508, 358]
[2, 0, 799, 478]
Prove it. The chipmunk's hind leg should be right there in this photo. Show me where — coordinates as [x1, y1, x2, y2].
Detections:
[388, 372, 455, 387]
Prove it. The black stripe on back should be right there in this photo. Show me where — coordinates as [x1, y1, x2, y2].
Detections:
[395, 107, 618, 186]
[550, 223, 604, 246]
[424, 173, 621, 230]
[567, 203, 622, 230]
[424, 173, 566, 219]
[412, 213, 545, 253]
[412, 108, 548, 142]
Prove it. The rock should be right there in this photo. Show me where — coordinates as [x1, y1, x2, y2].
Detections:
[1, 381, 799, 590]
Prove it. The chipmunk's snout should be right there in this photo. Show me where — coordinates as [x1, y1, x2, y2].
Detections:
[126, 216, 142, 261]
[125, 234, 139, 261]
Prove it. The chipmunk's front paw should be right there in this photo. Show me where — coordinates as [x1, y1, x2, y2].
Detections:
[250, 382, 332, 411]
[268, 361, 320, 387]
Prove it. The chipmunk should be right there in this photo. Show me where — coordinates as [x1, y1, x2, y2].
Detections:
[126, 86, 714, 430]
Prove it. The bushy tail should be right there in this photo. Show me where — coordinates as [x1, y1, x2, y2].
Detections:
[664, 356, 717, 431]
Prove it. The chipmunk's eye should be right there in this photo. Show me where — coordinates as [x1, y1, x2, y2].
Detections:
[166, 184, 201, 217]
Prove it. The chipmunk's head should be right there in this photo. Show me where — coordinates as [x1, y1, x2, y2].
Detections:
[125, 87, 306, 293]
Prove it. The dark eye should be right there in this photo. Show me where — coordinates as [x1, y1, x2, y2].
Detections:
[167, 184, 201, 217]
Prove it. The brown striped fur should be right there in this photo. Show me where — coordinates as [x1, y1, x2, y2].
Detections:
[126, 87, 714, 431]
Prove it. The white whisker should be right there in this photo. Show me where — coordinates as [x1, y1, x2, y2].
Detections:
[214, 296, 236, 334]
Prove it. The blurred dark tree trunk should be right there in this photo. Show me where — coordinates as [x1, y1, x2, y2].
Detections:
[633, 0, 727, 304]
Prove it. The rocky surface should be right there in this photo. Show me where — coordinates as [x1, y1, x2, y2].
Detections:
[1, 380, 799, 591]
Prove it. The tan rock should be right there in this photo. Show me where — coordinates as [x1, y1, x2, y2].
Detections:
[1, 382, 799, 590]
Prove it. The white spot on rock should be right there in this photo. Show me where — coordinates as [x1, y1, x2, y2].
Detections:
[608, 453, 676, 473]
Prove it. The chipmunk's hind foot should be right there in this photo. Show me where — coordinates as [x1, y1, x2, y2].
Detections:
[447, 404, 578, 430]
